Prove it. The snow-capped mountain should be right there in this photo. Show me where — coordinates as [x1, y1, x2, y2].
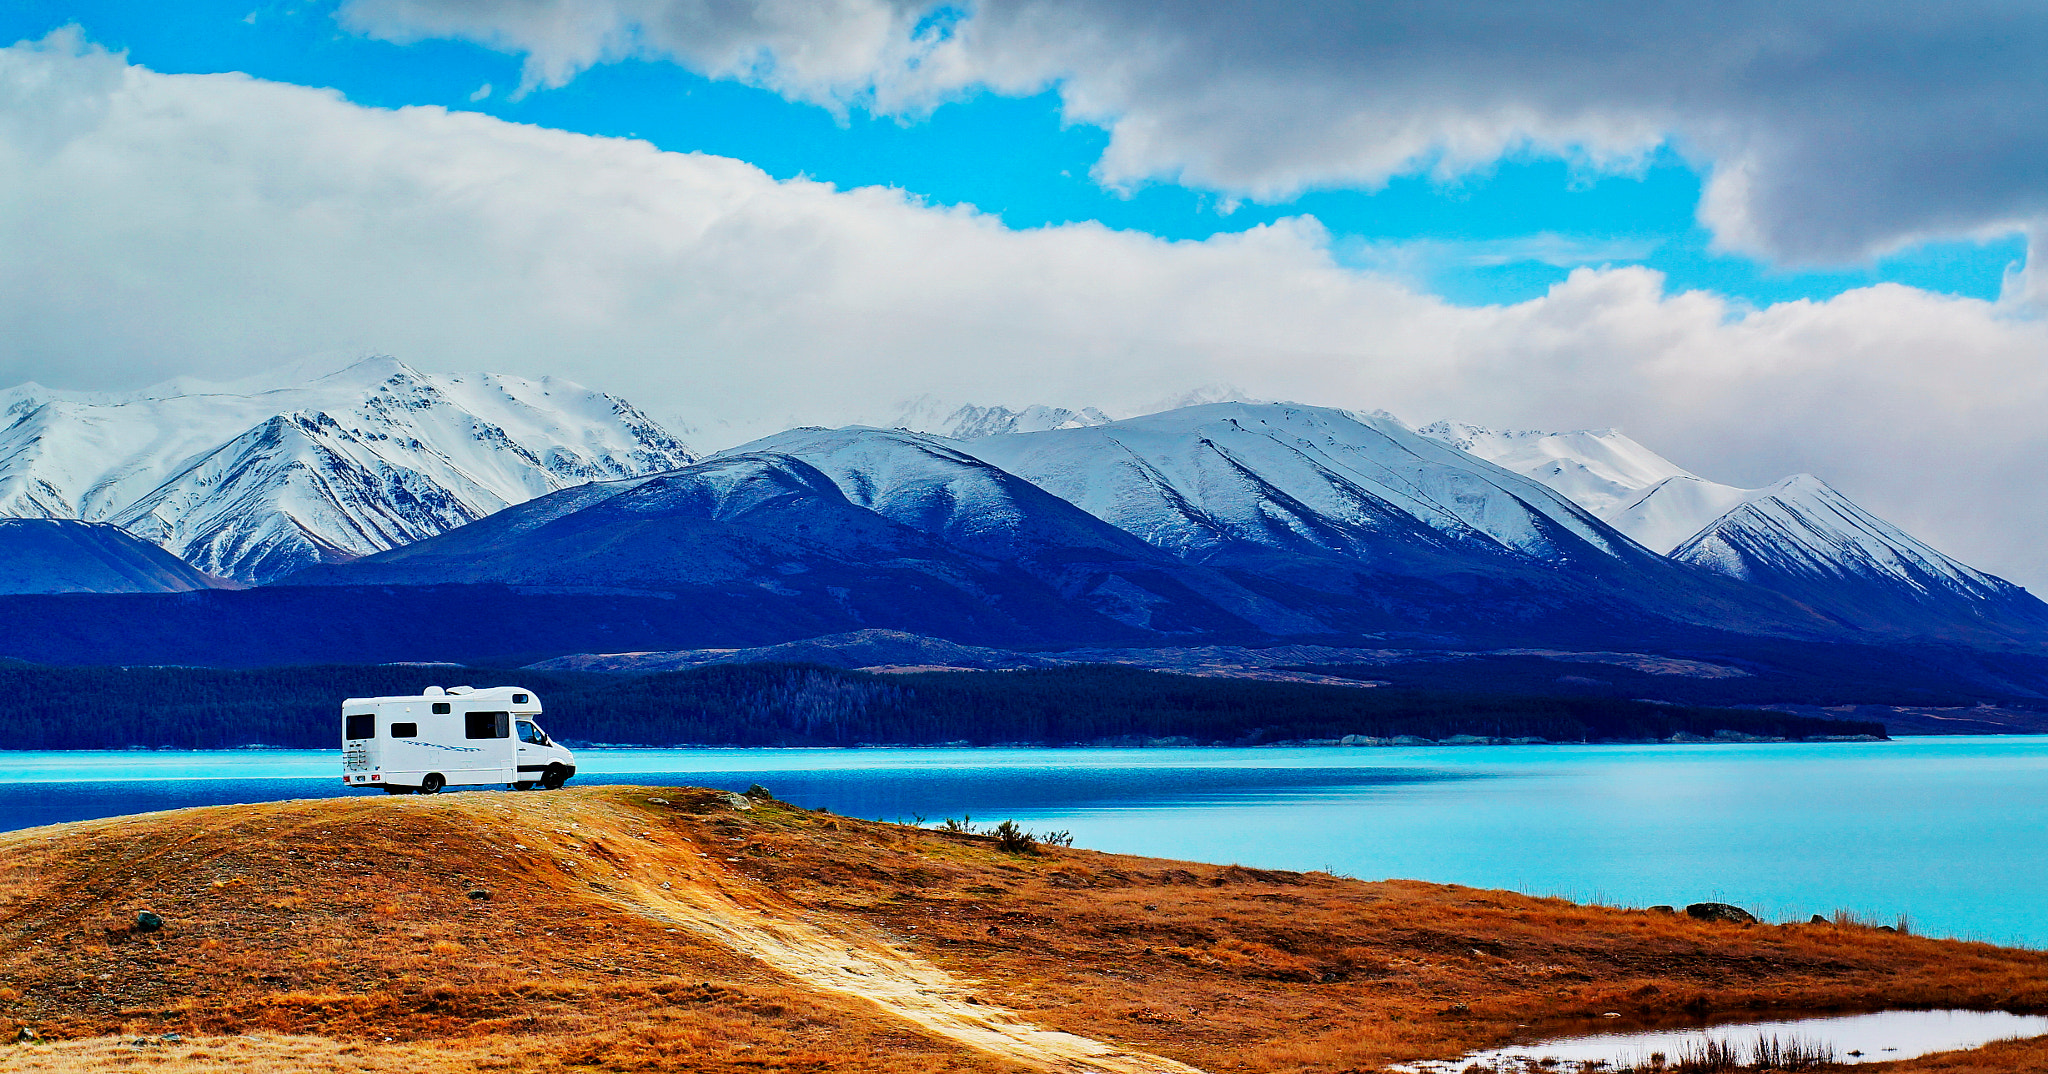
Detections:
[301, 418, 1803, 645]
[1423, 421, 2047, 637]
[0, 519, 228, 595]
[720, 426, 1326, 634]
[293, 444, 1287, 645]
[0, 358, 695, 583]
[883, 396, 1113, 440]
[964, 403, 1637, 569]
[1672, 475, 2024, 601]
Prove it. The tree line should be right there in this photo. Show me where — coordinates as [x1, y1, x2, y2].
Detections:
[0, 661, 1887, 750]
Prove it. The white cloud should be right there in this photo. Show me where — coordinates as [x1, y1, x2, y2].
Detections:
[340, 0, 951, 105]
[4, 34, 2048, 590]
[338, 0, 2048, 267]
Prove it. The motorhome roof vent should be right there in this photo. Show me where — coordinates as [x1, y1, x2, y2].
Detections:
[423, 686, 446, 696]
[448, 686, 476, 695]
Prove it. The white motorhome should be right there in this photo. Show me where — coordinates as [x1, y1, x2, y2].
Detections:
[340, 685, 577, 794]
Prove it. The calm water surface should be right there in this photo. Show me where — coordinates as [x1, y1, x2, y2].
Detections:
[3, 737, 2043, 945]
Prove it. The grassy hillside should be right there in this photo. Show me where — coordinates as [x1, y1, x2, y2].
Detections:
[0, 787, 2043, 1073]
[0, 662, 1884, 749]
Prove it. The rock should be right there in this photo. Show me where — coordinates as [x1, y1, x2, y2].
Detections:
[744, 784, 774, 800]
[716, 791, 755, 811]
[1877, 924, 1897, 933]
[1812, 914, 1830, 924]
[645, 797, 670, 805]
[1685, 902, 1758, 924]
[467, 889, 491, 901]
[15, 1026, 40, 1043]
[1646, 905, 1676, 914]
[133, 910, 164, 932]
[160, 1034, 182, 1043]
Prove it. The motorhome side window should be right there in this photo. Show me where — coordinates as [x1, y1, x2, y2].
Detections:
[464, 711, 510, 739]
[390, 722, 418, 738]
[345, 714, 375, 740]
[432, 702, 451, 714]
[518, 721, 546, 744]
[512, 693, 529, 705]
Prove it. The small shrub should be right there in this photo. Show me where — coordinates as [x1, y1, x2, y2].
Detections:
[991, 820, 1037, 854]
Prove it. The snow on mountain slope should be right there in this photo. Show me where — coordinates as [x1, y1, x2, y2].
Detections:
[1604, 476, 1758, 555]
[1418, 422, 1698, 518]
[1673, 475, 2018, 600]
[725, 426, 1153, 560]
[721, 426, 1328, 634]
[0, 358, 695, 583]
[0, 518, 227, 595]
[293, 450, 1274, 645]
[963, 403, 1635, 569]
[883, 396, 1113, 440]
[1424, 421, 2046, 634]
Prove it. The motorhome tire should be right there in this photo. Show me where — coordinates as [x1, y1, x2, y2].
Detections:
[420, 773, 446, 794]
[540, 765, 569, 790]
[513, 781, 534, 791]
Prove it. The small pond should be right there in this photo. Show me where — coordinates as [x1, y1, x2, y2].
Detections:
[1398, 1009, 2048, 1071]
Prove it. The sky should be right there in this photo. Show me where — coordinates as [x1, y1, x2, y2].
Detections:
[1, 1, 2047, 589]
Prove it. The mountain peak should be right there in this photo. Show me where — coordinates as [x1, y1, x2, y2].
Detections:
[312, 355, 424, 389]
[883, 397, 1114, 440]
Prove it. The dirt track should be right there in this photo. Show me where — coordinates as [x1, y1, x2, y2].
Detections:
[469, 792, 1204, 1073]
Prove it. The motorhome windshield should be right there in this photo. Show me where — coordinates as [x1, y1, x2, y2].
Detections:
[517, 721, 548, 745]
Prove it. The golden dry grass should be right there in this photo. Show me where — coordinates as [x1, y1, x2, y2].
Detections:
[0, 786, 2043, 1073]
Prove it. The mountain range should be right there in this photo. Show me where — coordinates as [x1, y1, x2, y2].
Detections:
[1419, 422, 2047, 638]
[0, 366, 2043, 687]
[0, 358, 694, 583]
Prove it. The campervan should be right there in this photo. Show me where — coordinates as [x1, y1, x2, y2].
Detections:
[340, 685, 576, 794]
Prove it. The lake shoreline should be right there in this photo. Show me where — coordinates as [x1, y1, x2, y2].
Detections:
[5, 738, 2045, 946]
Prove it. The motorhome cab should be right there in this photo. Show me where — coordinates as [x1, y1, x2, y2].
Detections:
[341, 685, 576, 794]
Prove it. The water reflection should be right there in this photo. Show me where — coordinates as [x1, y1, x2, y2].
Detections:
[1403, 1009, 2048, 1071]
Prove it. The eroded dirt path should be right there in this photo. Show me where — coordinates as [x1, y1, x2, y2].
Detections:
[474, 794, 1207, 1074]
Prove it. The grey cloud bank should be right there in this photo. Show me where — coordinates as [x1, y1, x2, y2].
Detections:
[342, 0, 2048, 268]
[2, 35, 2047, 592]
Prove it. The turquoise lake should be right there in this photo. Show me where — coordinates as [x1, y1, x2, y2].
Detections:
[3, 737, 2042, 946]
